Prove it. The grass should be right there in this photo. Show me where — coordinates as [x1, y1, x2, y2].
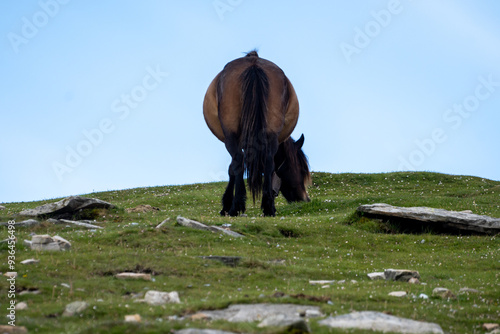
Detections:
[1, 171, 499, 333]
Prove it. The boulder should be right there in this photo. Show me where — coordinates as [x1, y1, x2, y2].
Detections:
[319, 311, 444, 334]
[357, 203, 500, 235]
[18, 196, 114, 219]
[0, 205, 5, 210]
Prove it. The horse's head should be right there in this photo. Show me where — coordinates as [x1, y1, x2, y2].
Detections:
[274, 134, 311, 203]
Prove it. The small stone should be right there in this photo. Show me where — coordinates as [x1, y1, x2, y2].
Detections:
[155, 218, 170, 229]
[459, 287, 480, 294]
[144, 290, 180, 305]
[63, 301, 89, 316]
[0, 325, 28, 334]
[115, 272, 152, 281]
[408, 277, 420, 284]
[19, 289, 40, 295]
[61, 283, 71, 288]
[367, 272, 385, 280]
[482, 323, 499, 331]
[124, 314, 142, 322]
[388, 291, 407, 297]
[191, 313, 211, 320]
[419, 293, 429, 299]
[384, 269, 420, 282]
[20, 258, 40, 265]
[15, 302, 28, 310]
[432, 287, 456, 299]
[309, 280, 336, 285]
[4, 272, 17, 278]
[0, 205, 5, 210]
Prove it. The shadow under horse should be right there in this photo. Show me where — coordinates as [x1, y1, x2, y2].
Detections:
[203, 50, 311, 217]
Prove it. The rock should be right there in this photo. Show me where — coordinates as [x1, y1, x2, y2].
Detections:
[388, 291, 407, 297]
[408, 277, 420, 284]
[385, 269, 420, 282]
[31, 234, 71, 251]
[4, 272, 17, 278]
[176, 216, 244, 238]
[199, 256, 242, 267]
[319, 311, 444, 334]
[0, 325, 28, 334]
[0, 219, 40, 227]
[176, 330, 238, 334]
[190, 313, 211, 320]
[125, 204, 160, 213]
[258, 315, 310, 333]
[156, 218, 170, 229]
[62, 301, 89, 316]
[58, 219, 104, 229]
[419, 293, 429, 299]
[20, 258, 40, 265]
[143, 290, 180, 305]
[124, 314, 142, 322]
[357, 203, 500, 235]
[192, 303, 322, 328]
[459, 287, 480, 294]
[15, 302, 28, 310]
[432, 287, 456, 299]
[115, 272, 152, 281]
[18, 196, 114, 219]
[0, 205, 5, 210]
[483, 323, 500, 331]
[309, 280, 336, 285]
[367, 272, 386, 280]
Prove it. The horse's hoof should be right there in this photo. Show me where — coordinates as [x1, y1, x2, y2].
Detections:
[220, 210, 228, 216]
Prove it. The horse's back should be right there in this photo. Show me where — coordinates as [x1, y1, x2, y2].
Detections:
[203, 53, 299, 143]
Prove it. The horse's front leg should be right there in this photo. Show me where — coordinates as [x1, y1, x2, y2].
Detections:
[261, 135, 279, 217]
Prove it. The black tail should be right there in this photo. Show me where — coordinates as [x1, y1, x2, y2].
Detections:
[240, 60, 270, 202]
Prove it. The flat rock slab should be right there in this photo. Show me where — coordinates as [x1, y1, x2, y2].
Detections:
[193, 303, 322, 328]
[19, 196, 114, 219]
[0, 219, 40, 227]
[30, 234, 71, 251]
[319, 311, 443, 334]
[357, 203, 500, 235]
[177, 216, 244, 238]
[63, 301, 89, 316]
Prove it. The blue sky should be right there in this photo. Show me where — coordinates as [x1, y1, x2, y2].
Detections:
[1, 0, 500, 203]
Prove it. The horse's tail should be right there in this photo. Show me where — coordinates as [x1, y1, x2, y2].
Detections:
[240, 59, 270, 202]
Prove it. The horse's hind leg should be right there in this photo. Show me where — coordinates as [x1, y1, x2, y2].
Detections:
[222, 134, 246, 216]
[261, 134, 279, 217]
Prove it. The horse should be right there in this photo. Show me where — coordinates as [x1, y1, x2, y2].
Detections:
[203, 50, 311, 217]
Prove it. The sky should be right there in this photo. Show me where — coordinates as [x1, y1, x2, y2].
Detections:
[1, 0, 500, 203]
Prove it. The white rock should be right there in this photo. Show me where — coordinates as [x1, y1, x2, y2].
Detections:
[20, 259, 40, 265]
[144, 290, 180, 305]
[388, 291, 407, 297]
[115, 272, 152, 281]
[4, 272, 17, 278]
[309, 280, 336, 285]
[319, 311, 444, 334]
[15, 302, 28, 310]
[125, 314, 142, 322]
[0, 205, 5, 210]
[432, 287, 456, 299]
[367, 272, 385, 280]
[63, 301, 89, 316]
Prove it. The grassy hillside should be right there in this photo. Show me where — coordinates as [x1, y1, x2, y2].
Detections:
[1, 172, 499, 333]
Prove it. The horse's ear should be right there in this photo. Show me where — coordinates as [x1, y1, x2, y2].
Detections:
[295, 134, 305, 149]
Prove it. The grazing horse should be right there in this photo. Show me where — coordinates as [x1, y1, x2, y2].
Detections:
[203, 51, 311, 216]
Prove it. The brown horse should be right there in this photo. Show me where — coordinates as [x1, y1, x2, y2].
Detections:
[203, 50, 310, 216]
